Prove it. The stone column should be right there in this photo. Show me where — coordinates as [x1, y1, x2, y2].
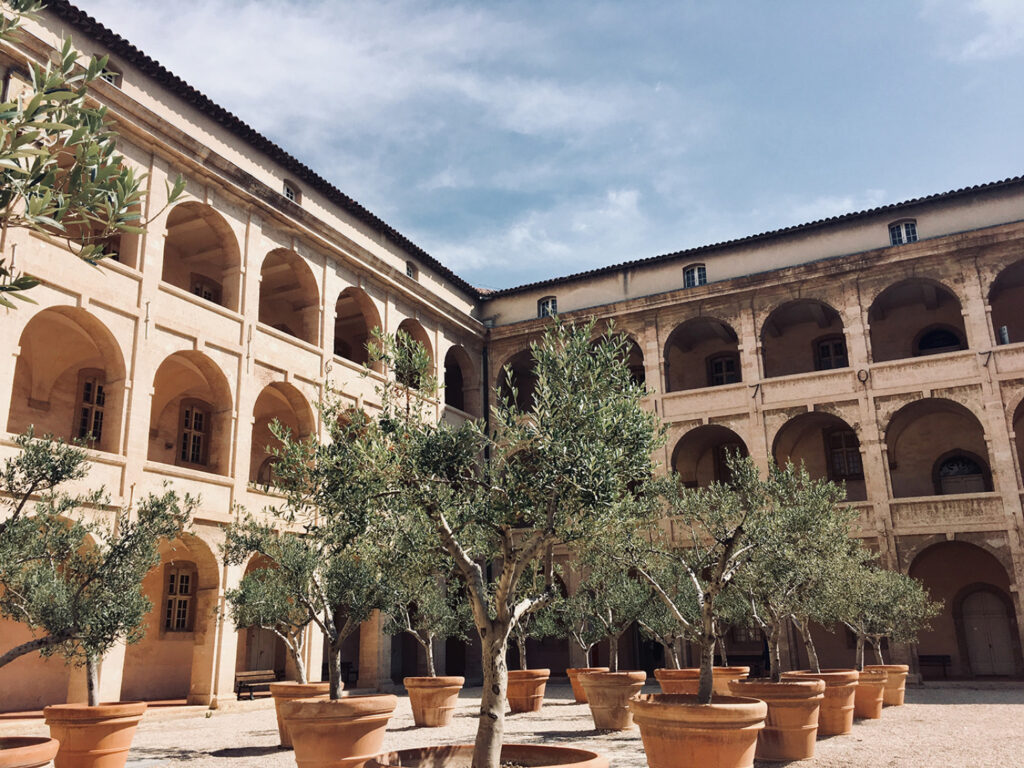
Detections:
[356, 611, 394, 691]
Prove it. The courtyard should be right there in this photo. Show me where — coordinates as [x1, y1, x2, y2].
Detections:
[3, 682, 1022, 768]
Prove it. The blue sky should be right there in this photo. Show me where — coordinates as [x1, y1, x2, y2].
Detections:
[85, 0, 1024, 290]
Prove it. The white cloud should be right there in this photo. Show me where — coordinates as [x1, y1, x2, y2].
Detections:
[921, 0, 1024, 60]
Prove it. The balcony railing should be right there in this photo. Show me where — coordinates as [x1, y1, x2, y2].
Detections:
[889, 492, 1005, 532]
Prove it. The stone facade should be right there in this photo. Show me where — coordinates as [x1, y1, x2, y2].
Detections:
[1, 4, 1023, 712]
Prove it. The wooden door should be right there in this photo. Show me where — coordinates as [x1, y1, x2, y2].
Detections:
[962, 590, 1015, 676]
[247, 627, 277, 671]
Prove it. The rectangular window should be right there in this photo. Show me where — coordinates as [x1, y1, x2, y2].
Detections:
[684, 264, 707, 289]
[75, 374, 105, 444]
[827, 430, 863, 479]
[889, 221, 918, 246]
[538, 296, 557, 318]
[406, 261, 418, 280]
[180, 405, 208, 466]
[164, 567, 194, 631]
[190, 275, 222, 304]
[708, 354, 740, 386]
[815, 337, 849, 370]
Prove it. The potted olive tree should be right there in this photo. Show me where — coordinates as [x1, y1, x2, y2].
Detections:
[507, 594, 560, 714]
[225, 393, 395, 767]
[0, 432, 191, 768]
[729, 461, 852, 760]
[623, 454, 769, 768]
[379, 321, 664, 768]
[554, 591, 608, 703]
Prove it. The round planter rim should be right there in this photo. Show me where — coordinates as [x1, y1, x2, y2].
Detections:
[403, 676, 466, 688]
[369, 743, 607, 768]
[729, 677, 826, 696]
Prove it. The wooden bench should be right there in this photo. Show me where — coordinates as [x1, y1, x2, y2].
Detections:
[235, 669, 278, 700]
[918, 654, 952, 679]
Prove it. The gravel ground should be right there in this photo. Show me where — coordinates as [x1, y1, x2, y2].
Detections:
[4, 681, 1023, 767]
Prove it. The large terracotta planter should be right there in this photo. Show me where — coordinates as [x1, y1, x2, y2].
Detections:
[865, 663, 909, 706]
[728, 678, 825, 762]
[566, 667, 609, 703]
[578, 671, 647, 730]
[629, 694, 767, 768]
[654, 666, 750, 697]
[0, 737, 60, 768]
[369, 744, 608, 768]
[270, 681, 331, 747]
[43, 701, 146, 768]
[506, 669, 550, 714]
[781, 669, 859, 736]
[853, 668, 888, 720]
[280, 694, 398, 768]
[403, 676, 464, 727]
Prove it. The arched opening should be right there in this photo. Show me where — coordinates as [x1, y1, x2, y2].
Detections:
[334, 287, 382, 371]
[663, 318, 740, 392]
[396, 319, 434, 389]
[772, 411, 866, 501]
[909, 541, 1022, 678]
[249, 383, 314, 485]
[148, 352, 233, 476]
[886, 399, 991, 498]
[7, 308, 127, 453]
[120, 533, 223, 702]
[869, 279, 967, 362]
[989, 260, 1024, 345]
[259, 249, 320, 345]
[233, 554, 290, 678]
[443, 346, 480, 416]
[671, 425, 749, 488]
[1012, 400, 1024, 483]
[161, 202, 241, 311]
[497, 349, 537, 413]
[761, 299, 846, 378]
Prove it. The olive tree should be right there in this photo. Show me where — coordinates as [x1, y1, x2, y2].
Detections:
[637, 596, 688, 670]
[0, 1, 184, 308]
[0, 431, 192, 704]
[383, 320, 664, 768]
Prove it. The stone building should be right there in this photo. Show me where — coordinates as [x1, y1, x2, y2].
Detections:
[1, 2, 1022, 711]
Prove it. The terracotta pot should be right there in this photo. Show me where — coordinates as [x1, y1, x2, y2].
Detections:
[853, 668, 888, 720]
[270, 681, 331, 747]
[506, 669, 550, 714]
[403, 676, 464, 727]
[566, 667, 609, 703]
[728, 678, 825, 762]
[280, 694, 398, 768]
[0, 737, 60, 768]
[654, 666, 750, 697]
[865, 663, 909, 706]
[369, 743, 608, 768]
[43, 701, 146, 768]
[781, 669, 859, 736]
[578, 671, 647, 730]
[629, 694, 767, 768]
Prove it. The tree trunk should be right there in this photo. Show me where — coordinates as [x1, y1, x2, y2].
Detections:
[697, 640, 714, 704]
[420, 634, 437, 677]
[473, 631, 508, 768]
[608, 633, 620, 672]
[516, 634, 528, 670]
[793, 616, 820, 673]
[584, 644, 592, 667]
[327, 641, 343, 699]
[661, 640, 679, 669]
[855, 632, 865, 671]
[872, 638, 885, 665]
[718, 633, 729, 666]
[289, 640, 308, 685]
[768, 624, 782, 683]
[86, 654, 100, 707]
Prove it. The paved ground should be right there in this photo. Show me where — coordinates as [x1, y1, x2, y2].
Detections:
[4, 682, 1023, 767]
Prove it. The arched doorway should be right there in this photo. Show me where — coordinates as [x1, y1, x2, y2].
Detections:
[233, 555, 289, 677]
[443, 346, 480, 416]
[334, 287, 382, 370]
[259, 249, 320, 345]
[663, 317, 740, 392]
[497, 349, 537, 412]
[869, 279, 967, 362]
[761, 299, 846, 378]
[249, 382, 314, 485]
[7, 307, 126, 453]
[909, 541, 1022, 678]
[396, 319, 434, 390]
[161, 202, 241, 311]
[671, 425, 749, 488]
[989, 260, 1024, 345]
[772, 411, 866, 501]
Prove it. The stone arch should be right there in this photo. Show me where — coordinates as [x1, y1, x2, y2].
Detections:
[259, 249, 321, 345]
[334, 286, 383, 371]
[161, 201, 241, 311]
[249, 382, 314, 485]
[663, 317, 740, 392]
[7, 307, 127, 453]
[1011, 399, 1024, 485]
[120, 532, 223, 702]
[497, 349, 537, 413]
[885, 398, 990, 498]
[443, 345, 480, 416]
[148, 351, 233, 476]
[909, 541, 1023, 678]
[771, 411, 866, 501]
[233, 554, 289, 677]
[868, 278, 967, 363]
[396, 318, 434, 389]
[671, 425, 749, 488]
[989, 259, 1024, 345]
[761, 299, 846, 378]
